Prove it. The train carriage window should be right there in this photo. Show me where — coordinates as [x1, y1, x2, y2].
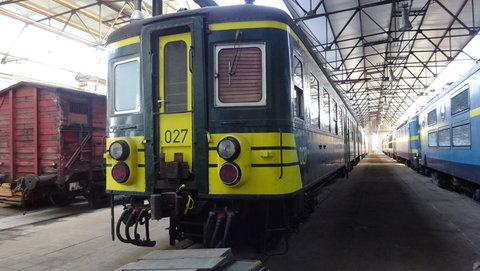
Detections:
[339, 108, 344, 136]
[293, 56, 304, 120]
[438, 128, 450, 147]
[428, 131, 438, 147]
[322, 89, 330, 131]
[215, 43, 266, 106]
[294, 86, 304, 119]
[165, 40, 187, 112]
[293, 56, 303, 88]
[332, 101, 338, 135]
[113, 57, 140, 113]
[427, 109, 437, 126]
[452, 123, 471, 147]
[309, 75, 320, 128]
[451, 88, 469, 115]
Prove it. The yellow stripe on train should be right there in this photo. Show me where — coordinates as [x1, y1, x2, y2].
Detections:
[208, 132, 302, 195]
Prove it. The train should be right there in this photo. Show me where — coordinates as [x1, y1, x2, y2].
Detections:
[0, 82, 107, 207]
[384, 60, 480, 200]
[105, 4, 367, 249]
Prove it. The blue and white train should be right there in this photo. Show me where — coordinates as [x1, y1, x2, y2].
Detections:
[387, 61, 480, 200]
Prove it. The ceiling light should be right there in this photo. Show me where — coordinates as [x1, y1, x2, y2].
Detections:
[399, 6, 412, 31]
[389, 68, 397, 81]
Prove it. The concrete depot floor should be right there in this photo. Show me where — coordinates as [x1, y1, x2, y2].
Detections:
[0, 153, 479, 271]
[0, 204, 170, 271]
[265, 154, 480, 271]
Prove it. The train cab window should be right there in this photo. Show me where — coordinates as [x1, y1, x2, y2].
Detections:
[322, 89, 330, 131]
[332, 101, 338, 135]
[451, 88, 469, 115]
[309, 75, 320, 128]
[452, 123, 471, 147]
[428, 131, 437, 147]
[438, 128, 451, 147]
[164, 40, 187, 112]
[427, 109, 437, 125]
[113, 57, 140, 113]
[215, 44, 266, 106]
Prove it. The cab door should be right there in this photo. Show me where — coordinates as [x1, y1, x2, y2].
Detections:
[158, 32, 193, 170]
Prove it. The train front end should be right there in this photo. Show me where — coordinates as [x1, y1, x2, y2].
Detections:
[105, 5, 313, 248]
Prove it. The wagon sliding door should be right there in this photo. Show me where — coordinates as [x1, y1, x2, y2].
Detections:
[158, 32, 193, 171]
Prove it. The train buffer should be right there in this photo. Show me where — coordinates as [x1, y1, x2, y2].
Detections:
[116, 248, 266, 271]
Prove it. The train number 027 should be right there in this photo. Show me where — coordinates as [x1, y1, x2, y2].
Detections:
[164, 129, 188, 143]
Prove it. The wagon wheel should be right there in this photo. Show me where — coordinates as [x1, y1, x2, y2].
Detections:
[87, 186, 109, 209]
[49, 193, 72, 207]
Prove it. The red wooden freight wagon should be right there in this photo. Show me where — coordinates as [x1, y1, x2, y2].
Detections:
[0, 82, 107, 207]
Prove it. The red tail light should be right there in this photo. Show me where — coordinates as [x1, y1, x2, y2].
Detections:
[219, 162, 241, 186]
[112, 162, 130, 183]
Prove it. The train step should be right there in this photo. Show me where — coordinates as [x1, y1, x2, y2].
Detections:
[116, 248, 265, 271]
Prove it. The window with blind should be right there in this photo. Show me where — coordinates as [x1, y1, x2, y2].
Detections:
[451, 88, 469, 115]
[215, 43, 266, 107]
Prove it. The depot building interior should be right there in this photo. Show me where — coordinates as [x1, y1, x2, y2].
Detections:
[0, 0, 479, 270]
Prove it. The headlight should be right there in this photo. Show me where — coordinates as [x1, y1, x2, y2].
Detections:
[111, 162, 130, 183]
[219, 162, 241, 186]
[109, 140, 130, 161]
[217, 137, 240, 160]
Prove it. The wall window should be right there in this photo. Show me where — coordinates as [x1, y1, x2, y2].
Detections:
[165, 41, 187, 112]
[428, 131, 437, 147]
[451, 88, 469, 115]
[322, 89, 330, 131]
[438, 128, 450, 147]
[215, 43, 266, 106]
[452, 123, 471, 146]
[113, 57, 140, 113]
[427, 109, 437, 126]
[309, 75, 320, 128]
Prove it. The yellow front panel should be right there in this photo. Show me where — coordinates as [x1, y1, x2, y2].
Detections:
[208, 132, 302, 195]
[105, 136, 146, 193]
[159, 112, 192, 167]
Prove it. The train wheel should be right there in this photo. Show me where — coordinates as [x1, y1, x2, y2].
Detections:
[49, 193, 72, 207]
[431, 172, 446, 188]
[450, 177, 462, 192]
[473, 189, 480, 202]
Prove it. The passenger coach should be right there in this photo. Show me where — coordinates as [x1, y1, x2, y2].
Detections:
[105, 4, 367, 248]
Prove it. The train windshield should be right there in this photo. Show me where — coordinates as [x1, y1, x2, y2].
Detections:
[113, 57, 141, 114]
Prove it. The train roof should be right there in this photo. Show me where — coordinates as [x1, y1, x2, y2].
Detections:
[107, 4, 292, 44]
[106, 4, 363, 128]
[421, 60, 480, 111]
[0, 81, 105, 98]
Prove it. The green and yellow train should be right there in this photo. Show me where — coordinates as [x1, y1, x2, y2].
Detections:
[105, 4, 367, 248]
